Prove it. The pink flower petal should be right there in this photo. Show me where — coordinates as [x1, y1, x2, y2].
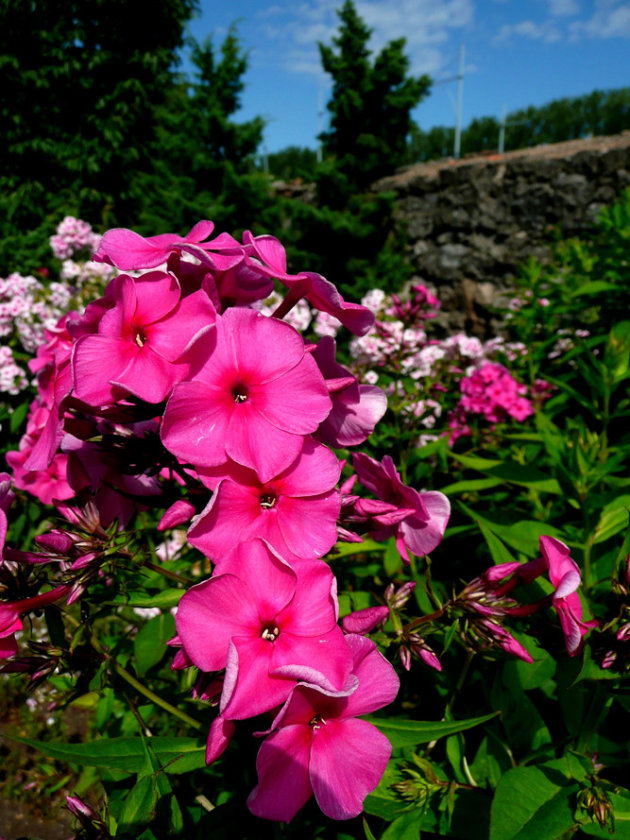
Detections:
[176, 575, 260, 672]
[539, 535, 581, 599]
[247, 724, 313, 822]
[220, 635, 294, 720]
[205, 716, 235, 766]
[342, 634, 400, 718]
[310, 718, 392, 820]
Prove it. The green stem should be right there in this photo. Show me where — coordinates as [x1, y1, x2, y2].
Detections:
[89, 632, 203, 732]
[143, 559, 191, 586]
[110, 659, 203, 732]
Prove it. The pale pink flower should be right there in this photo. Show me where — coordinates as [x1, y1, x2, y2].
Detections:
[247, 634, 399, 822]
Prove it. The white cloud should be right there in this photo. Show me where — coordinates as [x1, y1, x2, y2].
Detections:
[494, 19, 562, 43]
[569, 1, 630, 38]
[255, 0, 474, 78]
[546, 0, 580, 17]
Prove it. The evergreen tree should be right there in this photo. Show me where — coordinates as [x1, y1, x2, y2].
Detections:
[141, 26, 271, 235]
[0, 0, 198, 271]
[318, 0, 431, 193]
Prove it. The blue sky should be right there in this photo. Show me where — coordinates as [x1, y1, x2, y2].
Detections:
[183, 0, 630, 154]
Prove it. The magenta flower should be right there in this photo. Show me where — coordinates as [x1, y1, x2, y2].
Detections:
[311, 337, 387, 448]
[247, 634, 399, 822]
[353, 453, 450, 562]
[0, 586, 69, 659]
[176, 540, 353, 721]
[539, 536, 597, 655]
[72, 272, 216, 406]
[93, 220, 244, 273]
[161, 308, 332, 482]
[242, 232, 375, 336]
[0, 473, 14, 564]
[188, 439, 341, 563]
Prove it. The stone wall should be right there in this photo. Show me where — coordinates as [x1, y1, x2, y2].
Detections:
[373, 132, 630, 333]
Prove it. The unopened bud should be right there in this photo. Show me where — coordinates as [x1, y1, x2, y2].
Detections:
[399, 645, 411, 671]
[390, 581, 416, 610]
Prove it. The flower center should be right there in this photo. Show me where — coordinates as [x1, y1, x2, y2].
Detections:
[309, 715, 326, 730]
[232, 383, 248, 403]
[134, 328, 147, 348]
[260, 492, 276, 509]
[261, 623, 280, 642]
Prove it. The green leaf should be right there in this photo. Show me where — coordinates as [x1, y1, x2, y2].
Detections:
[116, 775, 158, 835]
[490, 765, 579, 840]
[380, 810, 424, 839]
[570, 281, 620, 298]
[362, 816, 379, 840]
[477, 521, 516, 565]
[9, 399, 29, 433]
[592, 498, 630, 545]
[367, 712, 499, 749]
[9, 736, 206, 774]
[134, 613, 176, 677]
[440, 477, 503, 495]
[451, 454, 561, 494]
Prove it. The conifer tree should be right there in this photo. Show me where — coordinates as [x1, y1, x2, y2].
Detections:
[318, 0, 431, 190]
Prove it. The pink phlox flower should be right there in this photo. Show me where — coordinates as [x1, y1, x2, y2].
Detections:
[161, 307, 332, 483]
[0, 473, 14, 564]
[176, 540, 354, 721]
[539, 536, 597, 655]
[310, 337, 387, 447]
[247, 633, 399, 822]
[352, 453, 450, 562]
[0, 585, 70, 660]
[6, 404, 74, 506]
[72, 272, 216, 406]
[242, 232, 375, 336]
[188, 438, 341, 563]
[93, 220, 243, 273]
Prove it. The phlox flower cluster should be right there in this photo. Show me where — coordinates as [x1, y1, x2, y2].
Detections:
[49, 216, 101, 260]
[348, 284, 543, 442]
[1, 219, 455, 822]
[0, 219, 114, 398]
